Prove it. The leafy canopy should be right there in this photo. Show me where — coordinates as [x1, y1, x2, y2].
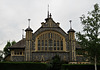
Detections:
[76, 4, 100, 62]
[3, 41, 16, 56]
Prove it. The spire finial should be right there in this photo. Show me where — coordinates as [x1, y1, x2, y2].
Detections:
[50, 13, 52, 18]
[69, 20, 72, 29]
[28, 19, 31, 28]
[47, 4, 49, 18]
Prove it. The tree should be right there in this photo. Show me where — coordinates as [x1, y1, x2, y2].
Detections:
[0, 50, 4, 61]
[3, 41, 16, 56]
[47, 55, 61, 70]
[11, 41, 16, 45]
[76, 4, 100, 70]
[51, 55, 61, 70]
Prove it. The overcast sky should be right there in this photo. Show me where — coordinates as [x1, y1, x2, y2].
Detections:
[0, 0, 100, 50]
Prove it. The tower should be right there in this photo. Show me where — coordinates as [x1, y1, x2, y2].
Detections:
[25, 19, 33, 61]
[68, 20, 76, 61]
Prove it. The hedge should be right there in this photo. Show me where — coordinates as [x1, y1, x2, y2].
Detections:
[1, 62, 100, 70]
[61, 64, 100, 70]
[0, 62, 48, 70]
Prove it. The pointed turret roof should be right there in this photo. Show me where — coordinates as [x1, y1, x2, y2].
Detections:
[25, 27, 33, 32]
[68, 20, 75, 33]
[68, 28, 75, 33]
[25, 19, 33, 32]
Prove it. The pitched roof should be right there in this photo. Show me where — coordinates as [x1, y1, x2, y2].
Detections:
[25, 27, 33, 32]
[68, 28, 75, 33]
[9, 38, 26, 49]
[42, 17, 59, 28]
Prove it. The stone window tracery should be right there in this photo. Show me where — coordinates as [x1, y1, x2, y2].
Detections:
[36, 31, 66, 51]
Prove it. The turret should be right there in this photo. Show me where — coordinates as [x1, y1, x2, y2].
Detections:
[68, 20, 76, 62]
[25, 19, 33, 61]
[68, 20, 75, 40]
[25, 19, 33, 40]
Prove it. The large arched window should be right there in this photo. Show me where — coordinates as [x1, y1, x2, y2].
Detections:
[35, 31, 66, 51]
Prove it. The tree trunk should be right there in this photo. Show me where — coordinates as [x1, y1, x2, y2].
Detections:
[95, 55, 97, 70]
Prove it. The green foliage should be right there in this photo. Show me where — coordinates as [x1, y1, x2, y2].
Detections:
[11, 41, 16, 45]
[48, 55, 68, 70]
[0, 51, 3, 61]
[0, 62, 48, 70]
[3, 41, 16, 56]
[52, 55, 61, 64]
[3, 41, 11, 56]
[76, 3, 100, 63]
[48, 55, 62, 70]
[0, 54, 3, 60]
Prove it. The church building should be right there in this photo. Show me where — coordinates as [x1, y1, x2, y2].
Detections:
[9, 11, 90, 64]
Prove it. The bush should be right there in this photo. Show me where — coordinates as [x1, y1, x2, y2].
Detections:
[61, 64, 100, 70]
[0, 62, 48, 70]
